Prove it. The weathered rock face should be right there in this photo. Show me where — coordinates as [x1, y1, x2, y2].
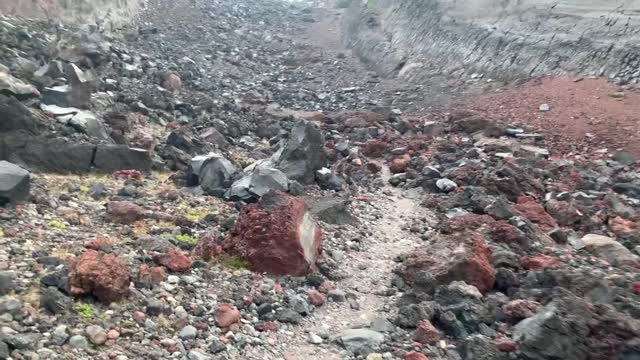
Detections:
[0, 94, 39, 134]
[68, 250, 131, 303]
[0, 161, 30, 205]
[224, 191, 322, 276]
[0, 0, 139, 29]
[398, 232, 495, 293]
[93, 145, 152, 173]
[343, 0, 640, 82]
[273, 120, 326, 184]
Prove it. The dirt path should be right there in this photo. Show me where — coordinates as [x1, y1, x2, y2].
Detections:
[280, 167, 428, 359]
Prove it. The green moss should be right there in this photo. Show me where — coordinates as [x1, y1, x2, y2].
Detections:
[175, 234, 198, 245]
[0, 228, 3, 237]
[48, 221, 67, 229]
[218, 255, 247, 270]
[79, 185, 90, 193]
[74, 302, 95, 319]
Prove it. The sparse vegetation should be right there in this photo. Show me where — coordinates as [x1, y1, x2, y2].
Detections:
[218, 255, 248, 270]
[175, 233, 198, 245]
[74, 302, 95, 319]
[48, 221, 67, 229]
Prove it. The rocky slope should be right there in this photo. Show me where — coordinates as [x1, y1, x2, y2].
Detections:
[0, 0, 639, 360]
[343, 0, 640, 83]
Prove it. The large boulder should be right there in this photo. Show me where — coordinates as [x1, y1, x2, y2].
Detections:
[398, 232, 495, 293]
[224, 191, 322, 276]
[40, 104, 108, 139]
[273, 120, 326, 184]
[93, 145, 152, 173]
[190, 153, 237, 196]
[0, 161, 30, 205]
[0, 95, 39, 134]
[581, 234, 640, 269]
[0, 134, 94, 173]
[338, 329, 385, 356]
[68, 250, 131, 303]
[226, 166, 289, 201]
[513, 293, 640, 360]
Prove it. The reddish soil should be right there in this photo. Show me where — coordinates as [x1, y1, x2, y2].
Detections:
[467, 77, 640, 157]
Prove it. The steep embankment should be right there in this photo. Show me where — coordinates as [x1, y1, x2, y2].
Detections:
[0, 0, 139, 29]
[343, 0, 640, 82]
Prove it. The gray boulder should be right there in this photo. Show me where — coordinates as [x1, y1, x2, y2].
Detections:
[226, 166, 289, 201]
[191, 153, 237, 196]
[0, 161, 30, 205]
[0, 134, 94, 173]
[0, 94, 39, 134]
[513, 298, 589, 360]
[93, 145, 152, 173]
[338, 329, 384, 356]
[273, 120, 326, 184]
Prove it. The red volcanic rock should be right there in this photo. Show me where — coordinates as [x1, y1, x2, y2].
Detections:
[69, 250, 131, 303]
[362, 140, 387, 158]
[215, 304, 241, 328]
[398, 232, 495, 293]
[545, 199, 582, 226]
[390, 154, 411, 173]
[520, 254, 561, 270]
[366, 160, 383, 173]
[414, 320, 440, 345]
[106, 201, 145, 224]
[496, 338, 517, 352]
[488, 221, 527, 246]
[404, 352, 429, 360]
[513, 196, 558, 231]
[137, 264, 166, 286]
[224, 191, 322, 276]
[632, 281, 640, 295]
[609, 216, 638, 234]
[307, 290, 326, 307]
[502, 299, 543, 321]
[153, 249, 191, 273]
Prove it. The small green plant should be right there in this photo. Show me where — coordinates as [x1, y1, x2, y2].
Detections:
[175, 234, 198, 245]
[335, 0, 353, 9]
[74, 302, 95, 319]
[218, 255, 247, 270]
[79, 185, 90, 193]
[0, 228, 4, 237]
[48, 221, 67, 229]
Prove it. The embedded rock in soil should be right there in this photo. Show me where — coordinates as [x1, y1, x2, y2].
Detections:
[224, 191, 322, 276]
[398, 232, 495, 293]
[338, 328, 385, 356]
[93, 145, 152, 173]
[273, 119, 326, 184]
[68, 250, 131, 303]
[190, 153, 237, 196]
[106, 201, 146, 224]
[0, 161, 30, 205]
[226, 166, 289, 201]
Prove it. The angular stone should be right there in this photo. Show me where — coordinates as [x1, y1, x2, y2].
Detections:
[93, 145, 152, 173]
[226, 166, 289, 201]
[0, 70, 39, 98]
[338, 329, 384, 356]
[0, 161, 29, 205]
[191, 153, 237, 196]
[215, 304, 241, 328]
[0, 94, 39, 134]
[69, 250, 131, 303]
[398, 233, 495, 293]
[153, 249, 192, 273]
[273, 120, 326, 184]
[224, 191, 322, 276]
